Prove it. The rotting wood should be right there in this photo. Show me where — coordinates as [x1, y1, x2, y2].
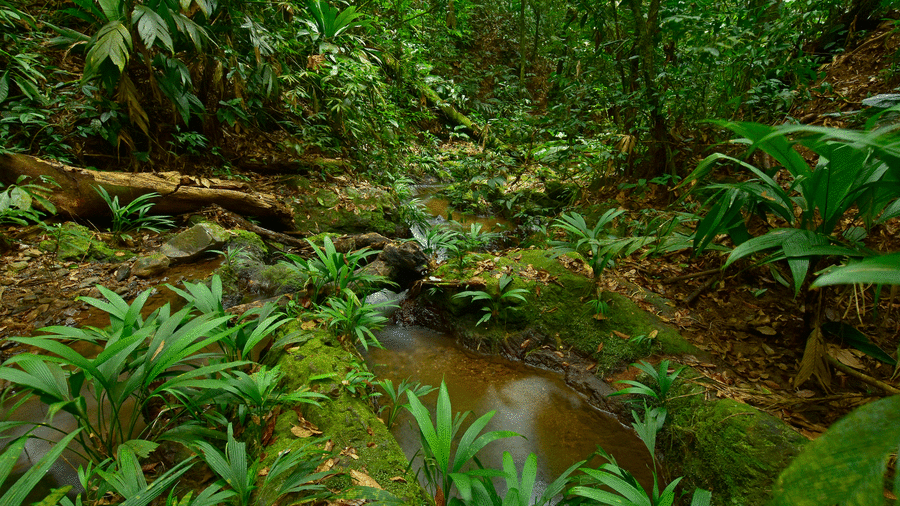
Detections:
[0, 154, 295, 227]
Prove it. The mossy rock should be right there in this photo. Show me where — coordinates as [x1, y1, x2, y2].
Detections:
[291, 179, 403, 236]
[662, 368, 807, 506]
[37, 222, 133, 262]
[429, 248, 695, 376]
[274, 324, 429, 504]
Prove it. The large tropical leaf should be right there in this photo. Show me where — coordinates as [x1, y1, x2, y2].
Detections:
[133, 5, 174, 52]
[86, 20, 132, 75]
[771, 395, 900, 506]
[812, 252, 900, 287]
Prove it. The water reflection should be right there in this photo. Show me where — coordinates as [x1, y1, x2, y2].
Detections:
[366, 325, 656, 497]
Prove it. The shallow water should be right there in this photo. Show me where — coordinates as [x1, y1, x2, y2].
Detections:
[366, 325, 656, 498]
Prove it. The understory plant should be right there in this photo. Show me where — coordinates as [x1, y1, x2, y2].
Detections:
[280, 236, 383, 303]
[374, 377, 435, 429]
[0, 175, 57, 226]
[453, 273, 529, 327]
[93, 186, 174, 238]
[316, 289, 397, 350]
[550, 210, 655, 295]
[406, 380, 520, 504]
[609, 360, 686, 404]
[683, 121, 900, 388]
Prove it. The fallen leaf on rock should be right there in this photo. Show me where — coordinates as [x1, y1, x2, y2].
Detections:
[648, 329, 658, 339]
[301, 320, 317, 330]
[612, 330, 630, 340]
[390, 476, 407, 483]
[291, 421, 323, 438]
[350, 469, 382, 489]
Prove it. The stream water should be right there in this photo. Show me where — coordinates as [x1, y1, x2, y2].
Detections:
[365, 324, 657, 497]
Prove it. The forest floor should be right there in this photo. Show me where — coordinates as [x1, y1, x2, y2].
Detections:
[2, 21, 899, 445]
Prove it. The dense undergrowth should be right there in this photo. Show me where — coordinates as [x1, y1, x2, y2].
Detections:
[3, 0, 900, 503]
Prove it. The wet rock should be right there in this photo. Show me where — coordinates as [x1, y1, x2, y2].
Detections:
[132, 252, 170, 278]
[114, 265, 130, 282]
[78, 276, 102, 289]
[354, 232, 390, 250]
[565, 368, 615, 410]
[290, 177, 403, 236]
[160, 223, 231, 262]
[371, 241, 429, 288]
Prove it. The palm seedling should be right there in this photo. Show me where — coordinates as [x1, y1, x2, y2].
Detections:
[93, 186, 174, 239]
[406, 380, 520, 504]
[608, 360, 685, 404]
[316, 289, 397, 350]
[452, 273, 529, 327]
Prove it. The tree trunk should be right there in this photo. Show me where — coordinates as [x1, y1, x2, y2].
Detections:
[0, 154, 295, 227]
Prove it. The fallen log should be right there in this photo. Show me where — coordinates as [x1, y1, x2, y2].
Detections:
[0, 154, 295, 227]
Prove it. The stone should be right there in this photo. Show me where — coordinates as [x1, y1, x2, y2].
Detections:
[9, 261, 28, 271]
[132, 252, 170, 278]
[160, 223, 231, 262]
[377, 241, 428, 286]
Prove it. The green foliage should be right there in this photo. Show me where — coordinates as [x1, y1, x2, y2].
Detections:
[684, 121, 900, 295]
[221, 365, 327, 421]
[445, 222, 499, 273]
[551, 210, 653, 284]
[770, 395, 900, 506]
[405, 380, 520, 503]
[169, 276, 298, 362]
[0, 429, 80, 505]
[812, 252, 900, 287]
[298, 0, 371, 53]
[0, 175, 57, 226]
[452, 452, 583, 506]
[316, 290, 396, 350]
[452, 273, 529, 327]
[0, 285, 249, 462]
[280, 236, 383, 303]
[374, 377, 435, 429]
[194, 424, 330, 506]
[93, 186, 174, 237]
[609, 360, 685, 404]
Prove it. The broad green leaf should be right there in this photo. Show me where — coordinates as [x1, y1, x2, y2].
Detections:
[771, 395, 900, 506]
[87, 20, 131, 74]
[133, 5, 173, 52]
[812, 253, 900, 287]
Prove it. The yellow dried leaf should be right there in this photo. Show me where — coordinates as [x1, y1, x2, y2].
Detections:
[301, 320, 317, 330]
[350, 469, 382, 489]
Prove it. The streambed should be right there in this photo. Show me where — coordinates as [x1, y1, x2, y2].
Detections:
[366, 324, 658, 496]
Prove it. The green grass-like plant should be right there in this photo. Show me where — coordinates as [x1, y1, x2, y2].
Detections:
[609, 360, 685, 404]
[316, 290, 396, 350]
[0, 285, 247, 463]
[405, 380, 520, 504]
[452, 273, 529, 327]
[374, 377, 436, 429]
[280, 236, 384, 303]
[93, 186, 175, 237]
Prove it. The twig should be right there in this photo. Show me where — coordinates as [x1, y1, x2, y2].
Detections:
[685, 273, 723, 305]
[826, 355, 900, 395]
[662, 267, 721, 284]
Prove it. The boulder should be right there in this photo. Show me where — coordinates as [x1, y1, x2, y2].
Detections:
[132, 252, 170, 278]
[160, 223, 231, 262]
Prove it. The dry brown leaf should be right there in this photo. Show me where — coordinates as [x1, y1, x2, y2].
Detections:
[794, 327, 831, 390]
[301, 320, 317, 330]
[827, 344, 865, 370]
[389, 476, 407, 483]
[612, 330, 630, 340]
[350, 469, 382, 489]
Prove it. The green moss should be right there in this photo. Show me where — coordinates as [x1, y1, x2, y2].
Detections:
[38, 223, 133, 262]
[429, 248, 697, 376]
[663, 369, 807, 506]
[274, 327, 429, 504]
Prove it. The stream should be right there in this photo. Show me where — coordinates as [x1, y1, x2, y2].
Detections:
[365, 324, 657, 497]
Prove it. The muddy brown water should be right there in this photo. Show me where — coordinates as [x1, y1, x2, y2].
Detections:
[366, 324, 658, 498]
